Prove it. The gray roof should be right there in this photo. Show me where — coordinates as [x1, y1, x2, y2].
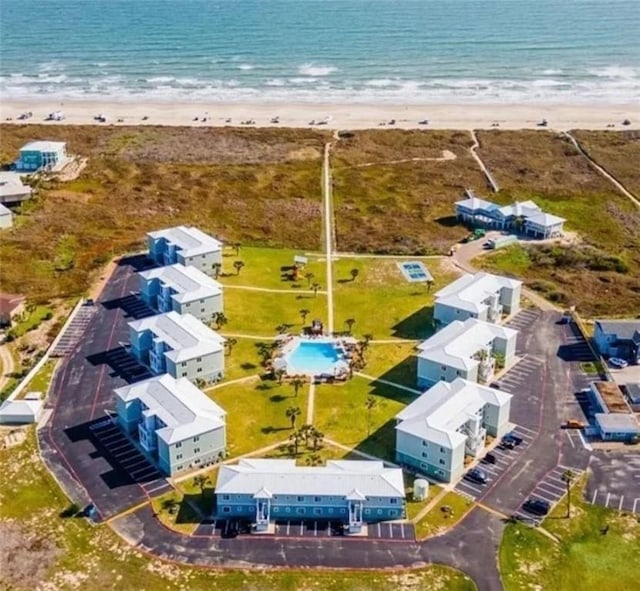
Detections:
[594, 413, 640, 434]
[216, 459, 405, 499]
[128, 311, 224, 363]
[0, 399, 43, 421]
[417, 318, 518, 371]
[525, 212, 566, 227]
[396, 378, 512, 448]
[0, 203, 12, 216]
[455, 196, 498, 213]
[139, 263, 222, 304]
[147, 226, 222, 258]
[115, 374, 225, 444]
[595, 320, 640, 341]
[625, 383, 640, 404]
[434, 272, 521, 314]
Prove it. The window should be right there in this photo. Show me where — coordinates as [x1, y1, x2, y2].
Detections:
[197, 368, 203, 373]
[194, 448, 200, 454]
[390, 510, 397, 517]
[185, 303, 190, 307]
[181, 362, 186, 367]
[201, 308, 205, 313]
[440, 447, 445, 453]
[314, 496, 321, 503]
[420, 462, 427, 469]
[340, 508, 346, 514]
[193, 436, 200, 442]
[441, 365, 447, 371]
[223, 507, 230, 513]
[285, 507, 291, 513]
[314, 508, 322, 515]
[176, 454, 183, 460]
[390, 498, 398, 505]
[328, 508, 334, 514]
[202, 255, 206, 259]
[182, 372, 187, 377]
[273, 507, 279, 513]
[200, 299, 205, 303]
[422, 451, 428, 458]
[176, 442, 182, 449]
[297, 496, 305, 502]
[377, 509, 383, 515]
[197, 357, 202, 362]
[364, 509, 370, 515]
[439, 459, 445, 465]
[296, 508, 305, 514]
[422, 440, 428, 447]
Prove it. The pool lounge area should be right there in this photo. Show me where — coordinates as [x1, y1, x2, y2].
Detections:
[274, 337, 355, 381]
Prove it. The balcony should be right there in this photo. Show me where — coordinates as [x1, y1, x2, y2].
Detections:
[138, 422, 157, 453]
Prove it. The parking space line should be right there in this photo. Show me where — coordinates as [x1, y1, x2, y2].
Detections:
[605, 492, 611, 508]
[299, 522, 304, 535]
[537, 484, 564, 498]
[591, 489, 598, 503]
[531, 491, 557, 503]
[618, 496, 625, 511]
[540, 480, 565, 493]
[400, 522, 405, 538]
[633, 498, 640, 513]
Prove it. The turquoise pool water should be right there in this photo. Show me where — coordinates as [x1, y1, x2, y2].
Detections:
[286, 341, 341, 375]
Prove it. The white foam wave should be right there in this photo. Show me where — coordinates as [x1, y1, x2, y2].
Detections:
[541, 69, 563, 75]
[589, 66, 637, 78]
[364, 79, 397, 87]
[297, 63, 337, 77]
[238, 64, 254, 71]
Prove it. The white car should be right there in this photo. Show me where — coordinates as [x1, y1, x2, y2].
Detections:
[609, 357, 628, 369]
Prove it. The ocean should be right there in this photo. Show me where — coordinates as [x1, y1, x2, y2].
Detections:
[1, 0, 639, 105]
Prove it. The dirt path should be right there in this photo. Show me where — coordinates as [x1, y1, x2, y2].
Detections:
[223, 284, 326, 295]
[343, 150, 457, 169]
[0, 345, 15, 391]
[469, 130, 499, 192]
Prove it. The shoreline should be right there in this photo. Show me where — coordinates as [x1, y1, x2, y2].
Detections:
[0, 99, 638, 131]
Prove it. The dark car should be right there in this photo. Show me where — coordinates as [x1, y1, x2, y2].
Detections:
[523, 498, 551, 516]
[464, 467, 488, 484]
[483, 453, 497, 464]
[500, 439, 515, 450]
[504, 432, 523, 446]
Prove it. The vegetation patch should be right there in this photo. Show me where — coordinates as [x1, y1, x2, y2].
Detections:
[500, 479, 640, 591]
[414, 491, 474, 540]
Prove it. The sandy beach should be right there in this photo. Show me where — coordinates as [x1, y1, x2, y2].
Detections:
[1, 100, 638, 131]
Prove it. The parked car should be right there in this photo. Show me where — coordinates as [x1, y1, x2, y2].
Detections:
[564, 419, 586, 429]
[523, 498, 551, 516]
[483, 453, 497, 465]
[500, 439, 515, 450]
[464, 467, 488, 484]
[503, 432, 523, 446]
[83, 298, 94, 306]
[609, 357, 628, 369]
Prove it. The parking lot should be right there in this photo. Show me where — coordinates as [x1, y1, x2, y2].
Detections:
[89, 418, 169, 494]
[50, 304, 97, 357]
[494, 355, 545, 396]
[512, 464, 583, 525]
[505, 309, 542, 355]
[587, 452, 640, 515]
[455, 424, 536, 501]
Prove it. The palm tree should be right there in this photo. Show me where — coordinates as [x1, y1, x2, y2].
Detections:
[305, 272, 314, 287]
[562, 469, 575, 518]
[275, 368, 286, 385]
[212, 262, 222, 279]
[299, 308, 310, 325]
[299, 423, 313, 447]
[193, 474, 211, 495]
[276, 323, 289, 335]
[291, 375, 306, 398]
[286, 406, 301, 429]
[311, 282, 321, 297]
[161, 497, 179, 515]
[214, 312, 228, 330]
[350, 268, 359, 281]
[233, 260, 245, 275]
[233, 242, 241, 255]
[365, 396, 378, 436]
[310, 427, 324, 451]
[426, 278, 434, 292]
[345, 318, 356, 334]
[305, 453, 322, 466]
[289, 429, 304, 455]
[224, 337, 237, 356]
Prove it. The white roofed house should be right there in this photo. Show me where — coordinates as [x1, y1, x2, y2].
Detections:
[128, 311, 225, 383]
[115, 374, 226, 475]
[454, 192, 499, 226]
[433, 272, 521, 328]
[417, 318, 518, 388]
[0, 172, 33, 205]
[15, 141, 69, 172]
[147, 226, 223, 276]
[0, 203, 13, 229]
[524, 212, 566, 239]
[138, 263, 223, 323]
[395, 378, 512, 482]
[215, 459, 405, 534]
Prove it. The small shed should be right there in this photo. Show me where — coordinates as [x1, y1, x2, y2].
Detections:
[0, 398, 44, 425]
[293, 255, 308, 267]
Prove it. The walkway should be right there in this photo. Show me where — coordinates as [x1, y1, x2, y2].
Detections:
[341, 150, 457, 169]
[563, 131, 640, 208]
[322, 141, 335, 333]
[223, 284, 326, 295]
[469, 130, 500, 192]
[306, 382, 316, 424]
[0, 344, 15, 392]
[355, 371, 422, 395]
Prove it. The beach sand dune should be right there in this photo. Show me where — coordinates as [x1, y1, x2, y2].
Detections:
[1, 100, 637, 131]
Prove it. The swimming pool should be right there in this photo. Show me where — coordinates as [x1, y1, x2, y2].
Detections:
[285, 341, 343, 375]
[397, 261, 433, 283]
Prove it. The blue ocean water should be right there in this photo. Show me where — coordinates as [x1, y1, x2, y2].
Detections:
[1, 0, 639, 104]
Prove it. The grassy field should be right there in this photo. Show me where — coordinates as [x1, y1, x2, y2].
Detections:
[216, 246, 326, 290]
[500, 479, 640, 591]
[473, 130, 640, 316]
[17, 359, 58, 399]
[363, 341, 418, 388]
[331, 129, 488, 254]
[332, 256, 458, 340]
[207, 377, 310, 457]
[571, 129, 640, 196]
[223, 288, 328, 336]
[0, 429, 476, 591]
[413, 491, 474, 540]
[0, 125, 328, 301]
[313, 376, 416, 461]
[217, 337, 265, 381]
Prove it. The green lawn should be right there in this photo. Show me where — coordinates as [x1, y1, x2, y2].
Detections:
[18, 359, 58, 399]
[364, 341, 419, 388]
[217, 246, 326, 290]
[222, 288, 328, 336]
[500, 479, 640, 591]
[332, 257, 457, 339]
[207, 378, 310, 457]
[218, 337, 265, 381]
[414, 491, 475, 540]
[7, 305, 54, 339]
[405, 475, 444, 521]
[0, 429, 476, 591]
[314, 376, 417, 462]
